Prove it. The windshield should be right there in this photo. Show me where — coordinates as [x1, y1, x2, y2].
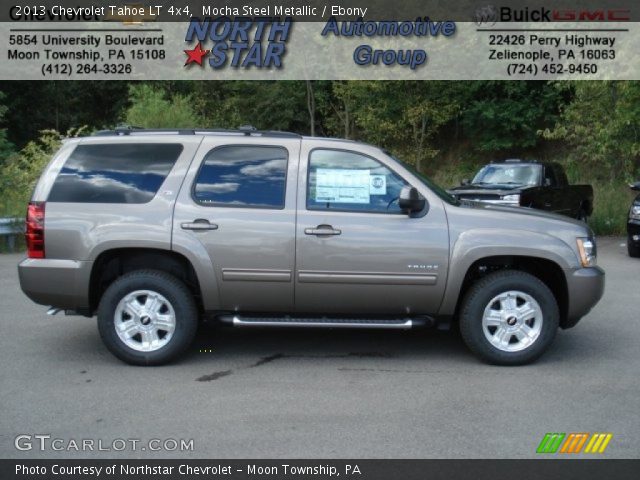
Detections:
[384, 151, 459, 205]
[472, 164, 540, 186]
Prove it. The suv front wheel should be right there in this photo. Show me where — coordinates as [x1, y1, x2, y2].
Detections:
[459, 270, 559, 365]
[97, 270, 198, 365]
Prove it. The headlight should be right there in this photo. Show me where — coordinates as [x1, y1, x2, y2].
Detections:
[502, 194, 520, 204]
[630, 204, 640, 220]
[576, 237, 597, 267]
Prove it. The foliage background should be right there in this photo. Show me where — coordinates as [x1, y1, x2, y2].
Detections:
[0, 80, 638, 236]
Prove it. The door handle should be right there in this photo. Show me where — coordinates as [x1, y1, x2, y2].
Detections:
[181, 219, 218, 231]
[305, 224, 341, 236]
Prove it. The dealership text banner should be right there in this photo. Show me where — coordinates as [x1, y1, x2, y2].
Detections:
[1, 0, 639, 80]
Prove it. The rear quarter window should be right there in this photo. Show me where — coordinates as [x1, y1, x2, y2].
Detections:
[47, 143, 183, 203]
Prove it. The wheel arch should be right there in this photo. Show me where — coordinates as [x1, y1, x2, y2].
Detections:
[89, 248, 205, 315]
[452, 255, 569, 327]
[439, 230, 576, 328]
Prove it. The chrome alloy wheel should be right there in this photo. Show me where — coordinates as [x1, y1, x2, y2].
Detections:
[481, 290, 543, 352]
[114, 290, 176, 352]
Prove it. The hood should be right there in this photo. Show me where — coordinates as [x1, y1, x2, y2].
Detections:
[462, 200, 590, 231]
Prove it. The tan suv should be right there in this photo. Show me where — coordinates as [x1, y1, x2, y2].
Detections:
[19, 127, 604, 366]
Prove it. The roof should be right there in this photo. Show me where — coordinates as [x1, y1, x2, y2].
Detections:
[90, 125, 372, 148]
[491, 159, 541, 165]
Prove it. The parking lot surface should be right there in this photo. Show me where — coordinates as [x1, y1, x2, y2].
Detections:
[1, 237, 638, 459]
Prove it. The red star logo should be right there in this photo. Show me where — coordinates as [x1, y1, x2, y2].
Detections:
[184, 42, 209, 66]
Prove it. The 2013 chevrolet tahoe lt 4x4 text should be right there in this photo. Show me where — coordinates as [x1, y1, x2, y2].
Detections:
[18, 127, 605, 366]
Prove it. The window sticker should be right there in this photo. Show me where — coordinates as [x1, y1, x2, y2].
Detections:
[370, 174, 387, 195]
[315, 168, 371, 204]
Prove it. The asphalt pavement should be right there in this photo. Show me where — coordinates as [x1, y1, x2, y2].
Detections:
[1, 237, 638, 459]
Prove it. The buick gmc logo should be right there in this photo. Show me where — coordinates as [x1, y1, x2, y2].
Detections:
[474, 5, 630, 24]
[474, 5, 498, 25]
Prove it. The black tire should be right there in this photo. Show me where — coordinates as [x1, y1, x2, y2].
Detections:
[628, 235, 640, 258]
[97, 270, 198, 366]
[459, 270, 559, 366]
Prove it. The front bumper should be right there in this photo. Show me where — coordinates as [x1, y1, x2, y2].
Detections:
[563, 266, 605, 329]
[18, 258, 92, 311]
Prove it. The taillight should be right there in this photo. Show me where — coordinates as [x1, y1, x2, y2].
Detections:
[26, 201, 45, 258]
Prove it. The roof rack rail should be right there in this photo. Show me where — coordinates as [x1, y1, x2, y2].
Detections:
[93, 125, 302, 139]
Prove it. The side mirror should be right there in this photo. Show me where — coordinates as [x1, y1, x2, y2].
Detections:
[461, 178, 470, 186]
[399, 186, 426, 215]
[544, 178, 552, 186]
[630, 181, 640, 191]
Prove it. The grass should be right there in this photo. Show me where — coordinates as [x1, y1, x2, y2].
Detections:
[0, 197, 25, 253]
[589, 182, 634, 236]
[0, 197, 26, 219]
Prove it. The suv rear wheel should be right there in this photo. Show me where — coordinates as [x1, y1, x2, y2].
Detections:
[459, 270, 559, 365]
[97, 270, 198, 365]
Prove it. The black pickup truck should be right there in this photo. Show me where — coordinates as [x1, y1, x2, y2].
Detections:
[448, 160, 593, 221]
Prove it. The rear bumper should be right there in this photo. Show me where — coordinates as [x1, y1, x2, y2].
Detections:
[563, 266, 605, 329]
[18, 258, 92, 311]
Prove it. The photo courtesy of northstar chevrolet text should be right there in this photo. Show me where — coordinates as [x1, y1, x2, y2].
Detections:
[0, 1, 638, 479]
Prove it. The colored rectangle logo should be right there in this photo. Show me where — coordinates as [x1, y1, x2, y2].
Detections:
[537, 433, 612, 454]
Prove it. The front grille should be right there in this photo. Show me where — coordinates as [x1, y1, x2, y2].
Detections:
[456, 193, 502, 200]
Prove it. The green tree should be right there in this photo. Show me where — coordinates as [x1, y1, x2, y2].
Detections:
[461, 81, 565, 154]
[332, 81, 459, 171]
[194, 81, 311, 133]
[0, 129, 75, 216]
[0, 91, 14, 167]
[0, 81, 129, 148]
[542, 81, 640, 181]
[124, 84, 199, 128]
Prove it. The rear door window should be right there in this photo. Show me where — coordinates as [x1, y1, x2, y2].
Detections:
[48, 143, 182, 203]
[193, 145, 288, 209]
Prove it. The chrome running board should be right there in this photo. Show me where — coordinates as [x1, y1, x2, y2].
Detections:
[217, 315, 432, 330]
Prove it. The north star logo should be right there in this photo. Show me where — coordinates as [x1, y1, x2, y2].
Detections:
[183, 17, 292, 69]
[184, 42, 209, 66]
